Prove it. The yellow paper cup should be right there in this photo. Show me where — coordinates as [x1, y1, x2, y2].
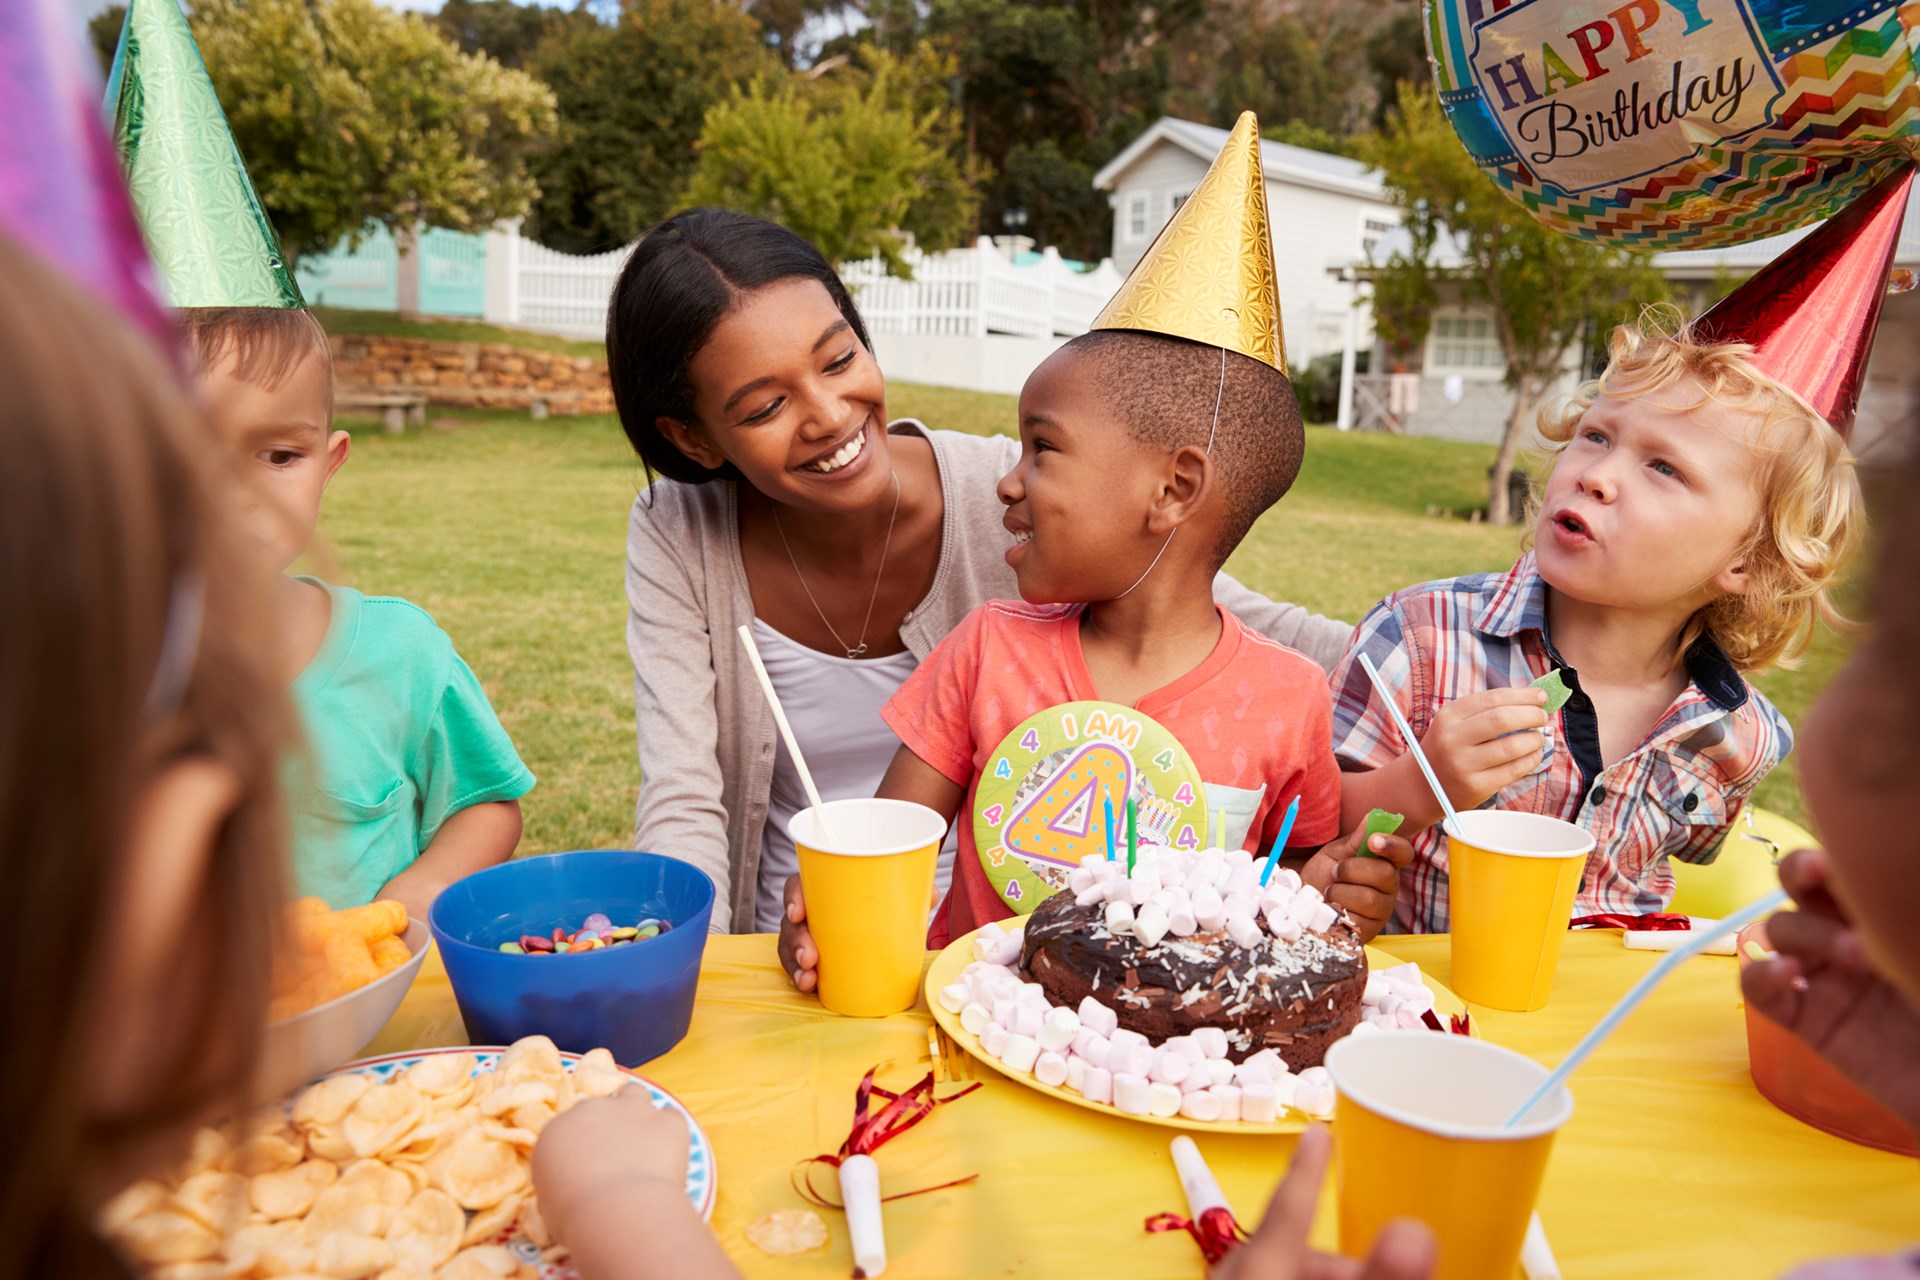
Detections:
[1446, 811, 1594, 1012]
[790, 799, 946, 1018]
[1326, 1032, 1573, 1280]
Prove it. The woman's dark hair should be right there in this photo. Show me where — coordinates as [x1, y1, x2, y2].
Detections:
[606, 208, 873, 486]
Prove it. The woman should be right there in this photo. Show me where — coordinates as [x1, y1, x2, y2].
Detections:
[612, 209, 1352, 939]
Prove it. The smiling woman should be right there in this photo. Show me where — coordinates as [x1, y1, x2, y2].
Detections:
[607, 209, 1354, 938]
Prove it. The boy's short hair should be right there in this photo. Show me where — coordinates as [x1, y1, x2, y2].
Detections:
[1064, 329, 1305, 567]
[1535, 305, 1864, 672]
[180, 307, 333, 400]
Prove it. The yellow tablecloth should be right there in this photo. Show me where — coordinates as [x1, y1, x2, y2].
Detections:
[365, 934, 1916, 1278]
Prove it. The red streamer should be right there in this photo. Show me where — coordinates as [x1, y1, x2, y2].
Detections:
[1145, 1206, 1247, 1263]
[1569, 912, 1693, 932]
[1420, 1008, 1474, 1036]
[793, 1067, 981, 1210]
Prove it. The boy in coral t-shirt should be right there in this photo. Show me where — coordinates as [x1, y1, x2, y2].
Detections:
[878, 330, 1408, 948]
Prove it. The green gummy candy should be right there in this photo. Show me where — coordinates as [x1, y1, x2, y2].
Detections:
[1359, 809, 1403, 857]
[1531, 669, 1573, 715]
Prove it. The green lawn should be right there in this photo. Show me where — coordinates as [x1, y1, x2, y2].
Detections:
[316, 399, 1837, 854]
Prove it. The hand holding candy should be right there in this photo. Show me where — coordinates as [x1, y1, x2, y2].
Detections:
[778, 874, 819, 993]
[1301, 828, 1415, 943]
[1742, 847, 1920, 1135]
[1209, 1126, 1435, 1280]
[1420, 687, 1548, 818]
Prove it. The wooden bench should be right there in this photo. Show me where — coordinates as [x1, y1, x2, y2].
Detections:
[336, 391, 428, 435]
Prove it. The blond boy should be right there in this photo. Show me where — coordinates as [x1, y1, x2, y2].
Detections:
[1334, 313, 1862, 932]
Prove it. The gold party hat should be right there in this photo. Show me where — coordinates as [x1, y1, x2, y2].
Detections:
[1092, 111, 1285, 372]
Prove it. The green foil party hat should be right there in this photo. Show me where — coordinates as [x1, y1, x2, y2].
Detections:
[105, 0, 303, 308]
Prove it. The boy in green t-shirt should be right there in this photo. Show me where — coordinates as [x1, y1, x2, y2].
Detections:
[189, 308, 535, 915]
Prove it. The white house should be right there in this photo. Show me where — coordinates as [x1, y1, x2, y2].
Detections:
[1329, 187, 1920, 464]
[1094, 117, 1400, 369]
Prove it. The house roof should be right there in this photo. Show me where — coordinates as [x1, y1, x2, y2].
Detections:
[1094, 117, 1384, 201]
[1335, 182, 1920, 280]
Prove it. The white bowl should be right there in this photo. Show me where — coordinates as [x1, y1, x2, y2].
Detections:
[260, 918, 431, 1094]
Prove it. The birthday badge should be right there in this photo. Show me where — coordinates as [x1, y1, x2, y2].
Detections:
[972, 702, 1208, 913]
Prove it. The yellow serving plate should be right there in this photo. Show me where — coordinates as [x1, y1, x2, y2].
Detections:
[926, 921, 1468, 1134]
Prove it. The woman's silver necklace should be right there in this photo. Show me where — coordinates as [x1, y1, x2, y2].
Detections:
[771, 468, 901, 659]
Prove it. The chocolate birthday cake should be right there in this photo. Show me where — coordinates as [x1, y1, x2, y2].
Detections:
[1018, 846, 1367, 1068]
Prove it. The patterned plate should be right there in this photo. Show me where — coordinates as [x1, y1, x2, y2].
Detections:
[331, 1047, 717, 1230]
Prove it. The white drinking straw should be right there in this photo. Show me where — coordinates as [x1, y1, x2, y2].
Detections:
[1503, 886, 1789, 1127]
[737, 624, 840, 844]
[1357, 652, 1462, 839]
[1521, 1213, 1561, 1280]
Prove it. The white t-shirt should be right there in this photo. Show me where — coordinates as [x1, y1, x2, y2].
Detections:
[751, 619, 959, 932]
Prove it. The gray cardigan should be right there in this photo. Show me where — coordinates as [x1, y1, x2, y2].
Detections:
[627, 421, 1354, 932]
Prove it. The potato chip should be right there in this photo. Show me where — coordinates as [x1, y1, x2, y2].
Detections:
[477, 1121, 539, 1150]
[496, 1037, 564, 1091]
[569, 1048, 628, 1100]
[746, 1208, 830, 1256]
[115, 1209, 221, 1265]
[293, 1075, 373, 1129]
[178, 1126, 230, 1178]
[97, 1179, 168, 1237]
[402, 1052, 478, 1099]
[231, 1128, 304, 1176]
[173, 1170, 250, 1237]
[428, 1130, 528, 1210]
[307, 1181, 391, 1238]
[224, 1219, 298, 1273]
[387, 1159, 431, 1198]
[375, 1271, 436, 1280]
[438, 1245, 524, 1280]
[507, 1103, 555, 1135]
[460, 1191, 523, 1248]
[309, 1229, 395, 1278]
[386, 1188, 464, 1272]
[517, 1197, 551, 1250]
[148, 1262, 226, 1280]
[305, 1124, 357, 1164]
[344, 1081, 425, 1158]
[477, 1081, 552, 1118]
[250, 1159, 338, 1220]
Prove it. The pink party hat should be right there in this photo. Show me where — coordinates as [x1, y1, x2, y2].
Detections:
[0, 0, 173, 347]
[1693, 163, 1915, 441]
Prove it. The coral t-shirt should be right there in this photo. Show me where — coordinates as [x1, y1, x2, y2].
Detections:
[881, 600, 1343, 948]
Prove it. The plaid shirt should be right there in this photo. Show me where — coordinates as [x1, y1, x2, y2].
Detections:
[1329, 553, 1791, 934]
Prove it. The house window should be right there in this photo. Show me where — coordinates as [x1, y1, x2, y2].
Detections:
[1128, 195, 1149, 240]
[1361, 216, 1396, 257]
[1171, 191, 1192, 213]
[1427, 310, 1504, 374]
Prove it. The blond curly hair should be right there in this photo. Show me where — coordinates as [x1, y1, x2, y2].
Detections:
[1531, 305, 1864, 673]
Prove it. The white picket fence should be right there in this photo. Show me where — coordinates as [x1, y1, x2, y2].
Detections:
[475, 223, 1121, 345]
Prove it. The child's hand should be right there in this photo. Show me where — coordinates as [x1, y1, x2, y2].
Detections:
[1742, 847, 1920, 1135]
[776, 874, 818, 993]
[1422, 688, 1548, 811]
[531, 1087, 690, 1247]
[1210, 1126, 1435, 1280]
[1302, 829, 1415, 942]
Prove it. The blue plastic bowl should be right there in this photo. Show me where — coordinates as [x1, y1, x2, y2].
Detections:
[430, 850, 714, 1066]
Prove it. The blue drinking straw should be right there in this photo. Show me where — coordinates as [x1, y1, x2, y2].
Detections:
[1104, 795, 1117, 862]
[1257, 796, 1301, 887]
[1503, 886, 1789, 1127]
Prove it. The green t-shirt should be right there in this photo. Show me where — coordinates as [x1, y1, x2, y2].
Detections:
[289, 580, 535, 908]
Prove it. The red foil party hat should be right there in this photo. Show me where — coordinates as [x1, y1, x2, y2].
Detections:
[1693, 163, 1916, 441]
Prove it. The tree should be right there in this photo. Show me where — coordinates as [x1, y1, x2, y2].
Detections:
[681, 47, 986, 272]
[192, 0, 558, 281]
[435, 0, 582, 69]
[1360, 83, 1669, 523]
[89, 4, 127, 77]
[523, 0, 778, 254]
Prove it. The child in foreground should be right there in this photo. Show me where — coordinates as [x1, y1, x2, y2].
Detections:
[0, 233, 725, 1280]
[186, 307, 535, 918]
[1333, 312, 1861, 933]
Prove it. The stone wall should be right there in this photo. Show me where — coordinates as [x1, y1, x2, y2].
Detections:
[329, 334, 612, 416]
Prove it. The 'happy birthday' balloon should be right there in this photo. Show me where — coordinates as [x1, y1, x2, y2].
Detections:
[1425, 0, 1918, 249]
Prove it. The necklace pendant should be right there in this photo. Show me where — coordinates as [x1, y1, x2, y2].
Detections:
[846, 644, 868, 659]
